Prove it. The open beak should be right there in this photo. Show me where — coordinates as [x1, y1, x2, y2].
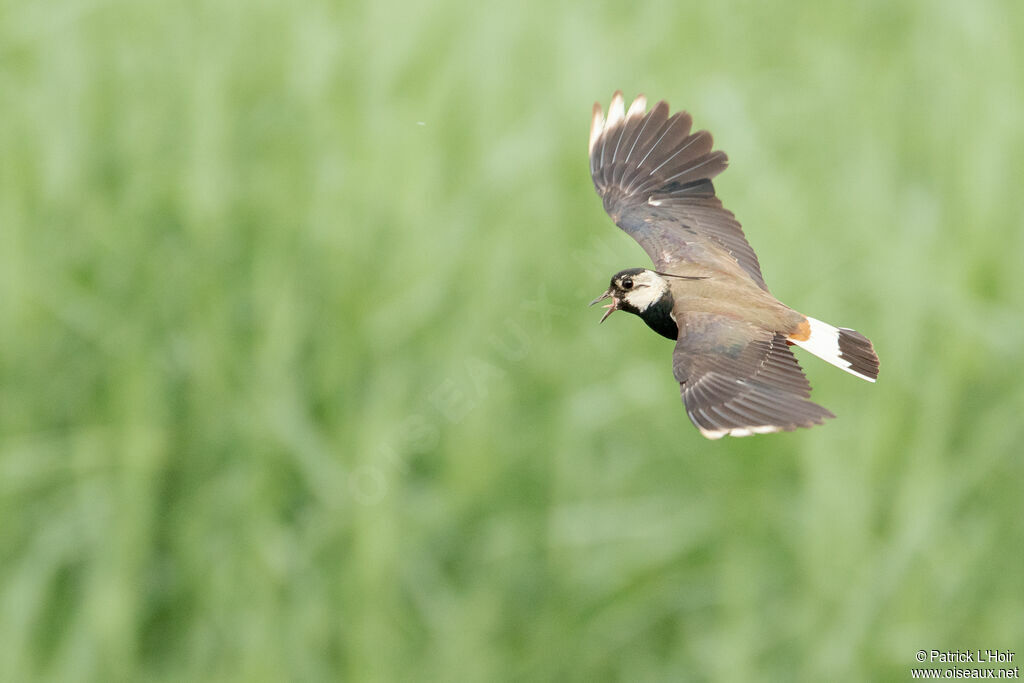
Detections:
[589, 289, 619, 323]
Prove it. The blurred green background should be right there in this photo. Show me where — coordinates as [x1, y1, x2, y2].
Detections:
[2, 0, 1023, 680]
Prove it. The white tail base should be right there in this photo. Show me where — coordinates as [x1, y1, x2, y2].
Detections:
[791, 317, 876, 383]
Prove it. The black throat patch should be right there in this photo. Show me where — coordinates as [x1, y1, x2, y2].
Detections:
[637, 292, 678, 340]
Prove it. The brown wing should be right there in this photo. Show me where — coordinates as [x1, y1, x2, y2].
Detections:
[589, 91, 769, 291]
[672, 312, 834, 439]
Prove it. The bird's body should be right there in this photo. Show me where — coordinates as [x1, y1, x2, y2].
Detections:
[588, 92, 879, 439]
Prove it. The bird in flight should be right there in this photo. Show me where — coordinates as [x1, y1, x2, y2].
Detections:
[588, 91, 879, 439]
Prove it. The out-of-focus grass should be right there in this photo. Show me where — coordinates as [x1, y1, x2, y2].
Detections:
[2, 0, 1023, 680]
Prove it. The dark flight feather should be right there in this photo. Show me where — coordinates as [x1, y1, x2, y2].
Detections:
[671, 314, 834, 437]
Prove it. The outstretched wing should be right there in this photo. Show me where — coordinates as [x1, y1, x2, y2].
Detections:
[589, 91, 769, 291]
[672, 312, 834, 439]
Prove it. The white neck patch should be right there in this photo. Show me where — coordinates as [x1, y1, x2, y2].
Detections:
[621, 270, 670, 312]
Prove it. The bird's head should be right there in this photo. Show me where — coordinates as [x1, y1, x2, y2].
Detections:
[589, 268, 670, 322]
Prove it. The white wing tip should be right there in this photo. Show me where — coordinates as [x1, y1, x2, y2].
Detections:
[590, 92, 647, 155]
[700, 425, 782, 439]
[607, 90, 625, 128]
[589, 102, 604, 155]
[626, 94, 647, 119]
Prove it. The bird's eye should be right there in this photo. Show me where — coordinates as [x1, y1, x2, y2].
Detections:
[621, 277, 633, 289]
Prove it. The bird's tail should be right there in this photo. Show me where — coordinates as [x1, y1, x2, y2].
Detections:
[789, 317, 879, 382]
